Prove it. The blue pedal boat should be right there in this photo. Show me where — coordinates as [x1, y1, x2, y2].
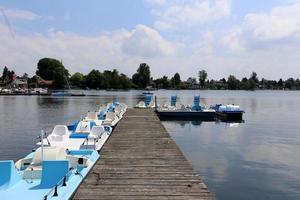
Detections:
[0, 147, 99, 200]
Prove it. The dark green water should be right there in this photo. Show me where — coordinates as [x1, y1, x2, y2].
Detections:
[0, 90, 299, 199]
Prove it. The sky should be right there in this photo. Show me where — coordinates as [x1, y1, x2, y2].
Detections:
[0, 0, 300, 80]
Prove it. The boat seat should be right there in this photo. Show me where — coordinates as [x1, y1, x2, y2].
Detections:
[51, 125, 68, 136]
[0, 160, 21, 190]
[30, 160, 69, 189]
[50, 135, 64, 141]
[170, 96, 177, 107]
[136, 101, 146, 108]
[15, 157, 32, 170]
[23, 165, 43, 179]
[115, 107, 122, 117]
[98, 110, 106, 120]
[99, 104, 107, 111]
[32, 147, 67, 166]
[88, 126, 105, 139]
[66, 155, 89, 168]
[107, 104, 115, 112]
[76, 121, 90, 133]
[145, 95, 152, 107]
[86, 111, 98, 120]
[104, 125, 112, 133]
[23, 147, 68, 180]
[105, 112, 116, 121]
[149, 100, 155, 108]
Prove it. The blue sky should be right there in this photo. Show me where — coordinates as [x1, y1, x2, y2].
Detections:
[0, 0, 300, 80]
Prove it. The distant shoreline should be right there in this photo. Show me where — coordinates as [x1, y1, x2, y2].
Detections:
[0, 88, 298, 97]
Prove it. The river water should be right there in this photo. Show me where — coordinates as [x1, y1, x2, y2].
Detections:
[0, 90, 299, 199]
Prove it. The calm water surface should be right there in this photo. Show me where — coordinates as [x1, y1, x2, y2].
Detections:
[0, 90, 299, 200]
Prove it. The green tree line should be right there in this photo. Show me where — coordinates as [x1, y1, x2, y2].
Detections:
[1, 57, 300, 90]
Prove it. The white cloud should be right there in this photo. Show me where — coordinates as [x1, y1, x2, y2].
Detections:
[221, 28, 245, 52]
[244, 3, 300, 40]
[222, 2, 300, 52]
[0, 6, 40, 20]
[150, 0, 232, 30]
[145, 0, 166, 6]
[0, 23, 178, 77]
[122, 24, 177, 57]
[192, 31, 215, 55]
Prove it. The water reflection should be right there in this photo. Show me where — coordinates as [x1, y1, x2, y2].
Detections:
[160, 120, 204, 127]
[160, 91, 300, 200]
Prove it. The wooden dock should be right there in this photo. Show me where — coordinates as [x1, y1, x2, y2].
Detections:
[73, 109, 213, 200]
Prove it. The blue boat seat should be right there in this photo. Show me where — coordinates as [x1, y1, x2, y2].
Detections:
[107, 104, 115, 112]
[170, 95, 177, 107]
[69, 133, 89, 138]
[0, 160, 20, 190]
[104, 125, 112, 133]
[69, 121, 96, 138]
[192, 95, 202, 111]
[34, 160, 69, 189]
[145, 95, 152, 107]
[113, 99, 120, 106]
[68, 121, 79, 131]
[98, 110, 106, 120]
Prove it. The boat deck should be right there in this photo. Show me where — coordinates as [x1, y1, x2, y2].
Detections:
[72, 108, 213, 200]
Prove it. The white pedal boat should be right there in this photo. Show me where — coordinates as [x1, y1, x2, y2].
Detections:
[37, 121, 112, 151]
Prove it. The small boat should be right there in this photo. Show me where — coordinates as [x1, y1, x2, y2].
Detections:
[51, 91, 72, 96]
[87, 101, 127, 127]
[71, 93, 85, 97]
[37, 122, 112, 151]
[30, 88, 49, 95]
[135, 94, 156, 108]
[142, 91, 154, 95]
[210, 104, 244, 120]
[155, 95, 215, 120]
[0, 146, 99, 200]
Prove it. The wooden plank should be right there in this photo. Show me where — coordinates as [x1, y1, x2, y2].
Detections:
[72, 109, 213, 200]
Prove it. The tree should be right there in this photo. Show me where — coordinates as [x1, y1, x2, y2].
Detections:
[154, 76, 170, 89]
[171, 73, 181, 88]
[198, 70, 207, 89]
[2, 66, 8, 80]
[278, 78, 283, 89]
[285, 78, 295, 89]
[70, 72, 85, 88]
[246, 72, 258, 90]
[85, 70, 103, 89]
[119, 73, 132, 89]
[227, 75, 240, 90]
[250, 72, 259, 84]
[132, 63, 151, 88]
[103, 69, 121, 89]
[36, 58, 69, 88]
[295, 79, 300, 90]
